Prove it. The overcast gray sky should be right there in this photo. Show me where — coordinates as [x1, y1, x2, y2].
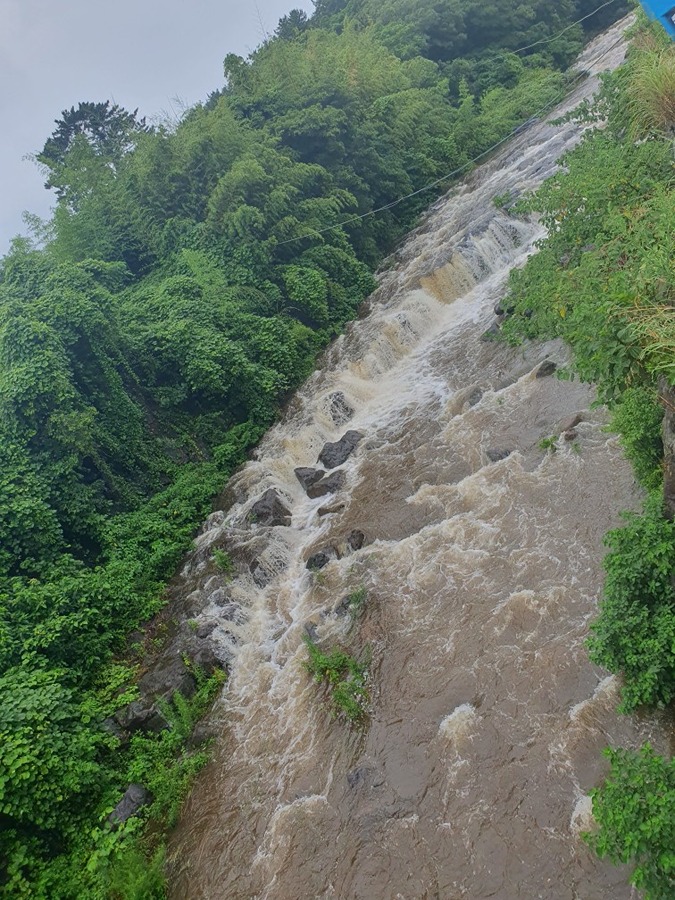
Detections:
[0, 0, 312, 254]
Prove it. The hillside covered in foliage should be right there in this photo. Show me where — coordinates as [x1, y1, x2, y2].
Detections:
[502, 21, 675, 898]
[0, 0, 635, 896]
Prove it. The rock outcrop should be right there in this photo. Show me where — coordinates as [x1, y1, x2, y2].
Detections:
[294, 467, 325, 491]
[114, 701, 169, 734]
[306, 470, 347, 499]
[327, 392, 355, 425]
[138, 657, 197, 701]
[306, 550, 334, 571]
[536, 360, 557, 379]
[108, 784, 153, 826]
[486, 449, 512, 463]
[318, 431, 363, 469]
[250, 489, 292, 526]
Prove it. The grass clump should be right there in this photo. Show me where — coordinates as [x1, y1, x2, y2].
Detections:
[347, 586, 368, 621]
[624, 46, 675, 138]
[538, 435, 558, 452]
[212, 548, 234, 577]
[106, 845, 167, 900]
[302, 636, 368, 723]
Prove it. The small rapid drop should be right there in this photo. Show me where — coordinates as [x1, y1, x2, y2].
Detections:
[168, 17, 669, 899]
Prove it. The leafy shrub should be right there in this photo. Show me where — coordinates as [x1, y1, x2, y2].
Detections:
[609, 385, 664, 491]
[303, 636, 368, 722]
[586, 745, 675, 900]
[493, 191, 512, 209]
[126, 669, 225, 828]
[588, 495, 675, 711]
[0, 668, 105, 830]
[0, 668, 223, 897]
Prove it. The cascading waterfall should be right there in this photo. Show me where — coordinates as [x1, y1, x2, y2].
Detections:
[168, 17, 670, 899]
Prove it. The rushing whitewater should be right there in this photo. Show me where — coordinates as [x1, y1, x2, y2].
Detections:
[168, 17, 668, 899]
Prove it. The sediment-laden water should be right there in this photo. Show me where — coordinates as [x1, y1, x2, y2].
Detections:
[168, 17, 670, 898]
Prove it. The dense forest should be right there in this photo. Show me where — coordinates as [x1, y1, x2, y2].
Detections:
[0, 0, 660, 896]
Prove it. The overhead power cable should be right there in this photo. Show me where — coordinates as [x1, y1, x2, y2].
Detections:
[512, 0, 621, 55]
[275, 29, 628, 247]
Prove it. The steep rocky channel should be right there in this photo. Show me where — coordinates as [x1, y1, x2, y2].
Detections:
[162, 16, 669, 899]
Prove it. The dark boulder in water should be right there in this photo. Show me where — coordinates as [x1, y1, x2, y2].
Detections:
[295, 467, 325, 492]
[307, 470, 347, 499]
[318, 431, 363, 469]
[250, 489, 292, 527]
[306, 550, 333, 571]
[348, 530, 366, 551]
[486, 448, 512, 463]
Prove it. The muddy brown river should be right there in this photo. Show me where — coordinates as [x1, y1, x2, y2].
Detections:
[167, 16, 670, 898]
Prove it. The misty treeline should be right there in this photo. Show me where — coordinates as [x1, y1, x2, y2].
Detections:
[0, 0, 630, 896]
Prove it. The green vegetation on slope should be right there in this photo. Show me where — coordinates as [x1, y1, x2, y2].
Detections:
[587, 746, 675, 900]
[303, 635, 369, 722]
[0, 0, 631, 894]
[501, 20, 675, 898]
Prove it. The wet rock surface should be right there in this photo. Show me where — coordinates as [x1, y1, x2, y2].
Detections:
[327, 391, 355, 425]
[191, 643, 222, 675]
[318, 502, 346, 516]
[306, 550, 334, 571]
[303, 620, 320, 642]
[114, 701, 169, 734]
[486, 448, 512, 463]
[307, 530, 367, 571]
[468, 388, 484, 407]
[218, 601, 244, 621]
[294, 467, 325, 491]
[250, 489, 292, 527]
[334, 595, 352, 617]
[102, 717, 127, 743]
[306, 470, 347, 499]
[536, 360, 558, 378]
[138, 657, 197, 701]
[480, 322, 501, 342]
[109, 784, 153, 826]
[558, 413, 584, 433]
[112, 624, 231, 736]
[187, 721, 219, 750]
[195, 620, 219, 640]
[347, 529, 366, 551]
[318, 431, 363, 469]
